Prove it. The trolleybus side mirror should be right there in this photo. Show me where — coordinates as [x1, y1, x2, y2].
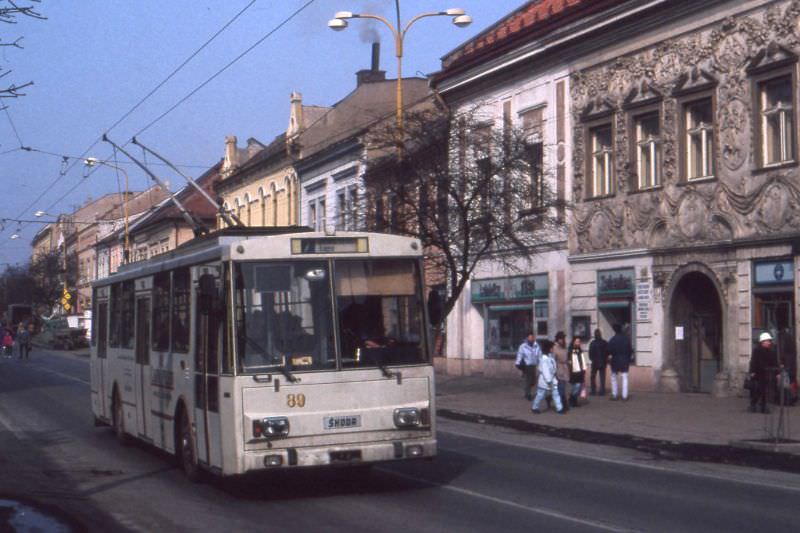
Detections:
[427, 289, 443, 327]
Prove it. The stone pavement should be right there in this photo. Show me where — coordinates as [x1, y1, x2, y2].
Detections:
[435, 373, 800, 456]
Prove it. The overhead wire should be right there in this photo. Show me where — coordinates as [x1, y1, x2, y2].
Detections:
[34, 0, 318, 222]
[2, 0, 265, 244]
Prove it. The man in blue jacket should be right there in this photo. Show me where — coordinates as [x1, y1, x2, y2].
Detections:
[515, 332, 541, 401]
[608, 324, 634, 401]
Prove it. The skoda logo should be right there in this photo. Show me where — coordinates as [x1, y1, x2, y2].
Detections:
[774, 263, 785, 281]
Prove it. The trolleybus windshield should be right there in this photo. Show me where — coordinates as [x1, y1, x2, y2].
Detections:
[233, 258, 426, 373]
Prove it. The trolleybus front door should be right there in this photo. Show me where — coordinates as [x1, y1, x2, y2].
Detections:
[135, 296, 152, 440]
[194, 268, 223, 469]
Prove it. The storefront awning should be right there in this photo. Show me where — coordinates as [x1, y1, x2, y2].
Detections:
[598, 300, 630, 309]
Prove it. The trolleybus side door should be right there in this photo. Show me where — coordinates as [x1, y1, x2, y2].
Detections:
[193, 265, 223, 469]
[95, 297, 109, 419]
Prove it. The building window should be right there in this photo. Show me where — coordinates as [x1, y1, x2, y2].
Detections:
[684, 98, 714, 180]
[336, 190, 347, 231]
[527, 142, 545, 208]
[335, 185, 359, 231]
[307, 197, 325, 231]
[758, 75, 794, 166]
[589, 124, 613, 197]
[634, 112, 660, 188]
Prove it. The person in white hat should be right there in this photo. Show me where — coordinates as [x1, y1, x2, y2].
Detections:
[749, 332, 779, 413]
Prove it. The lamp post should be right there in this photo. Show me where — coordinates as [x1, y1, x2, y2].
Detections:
[84, 157, 131, 262]
[328, 4, 471, 142]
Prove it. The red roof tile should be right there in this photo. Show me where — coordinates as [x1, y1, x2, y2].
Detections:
[439, 0, 625, 73]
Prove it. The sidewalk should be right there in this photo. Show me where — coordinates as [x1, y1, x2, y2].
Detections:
[435, 373, 800, 461]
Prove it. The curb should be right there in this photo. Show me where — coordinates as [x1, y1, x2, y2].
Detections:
[438, 408, 800, 474]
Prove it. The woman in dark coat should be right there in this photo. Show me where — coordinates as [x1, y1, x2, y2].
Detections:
[568, 336, 588, 407]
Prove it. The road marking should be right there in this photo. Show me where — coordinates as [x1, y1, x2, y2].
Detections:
[438, 425, 800, 494]
[382, 468, 635, 532]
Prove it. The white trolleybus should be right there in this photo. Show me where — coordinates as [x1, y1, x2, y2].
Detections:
[90, 229, 436, 479]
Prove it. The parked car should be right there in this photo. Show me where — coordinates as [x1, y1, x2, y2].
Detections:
[35, 318, 87, 350]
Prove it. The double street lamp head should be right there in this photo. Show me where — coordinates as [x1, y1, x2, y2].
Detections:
[327, 7, 471, 31]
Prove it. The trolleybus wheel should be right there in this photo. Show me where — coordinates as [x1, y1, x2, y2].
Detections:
[112, 389, 129, 446]
[178, 409, 202, 483]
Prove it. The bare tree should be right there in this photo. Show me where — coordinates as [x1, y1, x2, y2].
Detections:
[1, 0, 45, 100]
[362, 106, 564, 324]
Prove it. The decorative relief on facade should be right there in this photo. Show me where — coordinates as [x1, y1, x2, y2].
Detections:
[570, 0, 800, 254]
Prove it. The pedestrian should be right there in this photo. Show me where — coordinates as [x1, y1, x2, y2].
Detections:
[607, 324, 634, 401]
[553, 331, 570, 411]
[749, 332, 780, 413]
[778, 328, 797, 406]
[515, 332, 541, 401]
[17, 323, 31, 361]
[531, 339, 564, 414]
[568, 336, 588, 407]
[2, 328, 13, 358]
[588, 328, 609, 396]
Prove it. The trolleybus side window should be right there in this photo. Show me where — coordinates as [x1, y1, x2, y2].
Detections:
[109, 283, 122, 348]
[234, 261, 335, 373]
[335, 259, 426, 368]
[152, 272, 170, 351]
[172, 267, 191, 353]
[121, 280, 135, 349]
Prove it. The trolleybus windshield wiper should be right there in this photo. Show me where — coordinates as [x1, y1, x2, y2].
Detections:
[243, 335, 297, 382]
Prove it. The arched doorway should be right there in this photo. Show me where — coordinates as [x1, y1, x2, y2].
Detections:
[669, 270, 723, 392]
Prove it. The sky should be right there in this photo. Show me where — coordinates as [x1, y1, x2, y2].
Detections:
[0, 0, 523, 266]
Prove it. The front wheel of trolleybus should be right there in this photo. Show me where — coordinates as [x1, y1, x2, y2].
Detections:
[177, 408, 202, 483]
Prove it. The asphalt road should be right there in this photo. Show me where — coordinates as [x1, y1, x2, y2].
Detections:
[0, 348, 798, 532]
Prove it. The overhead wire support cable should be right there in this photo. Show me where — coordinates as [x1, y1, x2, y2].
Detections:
[5, 1, 259, 231]
[132, 0, 317, 138]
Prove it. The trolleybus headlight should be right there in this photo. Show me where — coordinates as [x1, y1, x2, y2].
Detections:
[393, 408, 421, 428]
[254, 417, 290, 438]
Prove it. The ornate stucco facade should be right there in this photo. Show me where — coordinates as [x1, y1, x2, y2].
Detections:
[569, 0, 800, 393]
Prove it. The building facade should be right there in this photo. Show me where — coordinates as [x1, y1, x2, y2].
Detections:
[568, 0, 800, 393]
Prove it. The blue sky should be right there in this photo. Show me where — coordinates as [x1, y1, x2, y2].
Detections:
[0, 0, 522, 265]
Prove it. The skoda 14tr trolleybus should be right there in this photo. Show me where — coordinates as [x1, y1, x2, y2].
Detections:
[90, 229, 436, 480]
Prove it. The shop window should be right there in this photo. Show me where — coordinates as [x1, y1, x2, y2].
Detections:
[172, 267, 191, 353]
[683, 98, 714, 180]
[757, 75, 794, 166]
[634, 112, 660, 188]
[588, 124, 613, 197]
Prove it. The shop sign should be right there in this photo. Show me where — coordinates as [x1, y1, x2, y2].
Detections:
[471, 274, 548, 303]
[598, 268, 635, 297]
[754, 260, 793, 285]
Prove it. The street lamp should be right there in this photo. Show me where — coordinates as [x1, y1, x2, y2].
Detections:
[328, 4, 471, 141]
[84, 157, 131, 262]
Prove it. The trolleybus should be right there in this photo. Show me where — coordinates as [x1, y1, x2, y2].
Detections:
[90, 228, 436, 479]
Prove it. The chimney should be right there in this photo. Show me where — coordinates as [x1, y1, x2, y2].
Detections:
[287, 91, 304, 137]
[356, 42, 386, 85]
[223, 135, 238, 175]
